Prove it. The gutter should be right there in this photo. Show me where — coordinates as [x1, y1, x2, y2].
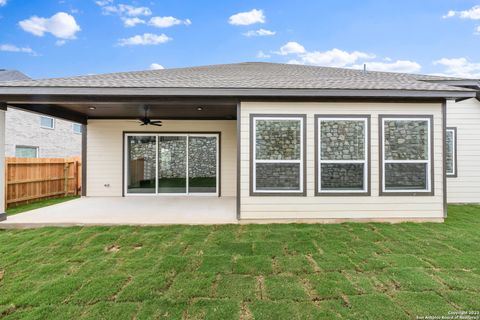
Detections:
[0, 87, 476, 100]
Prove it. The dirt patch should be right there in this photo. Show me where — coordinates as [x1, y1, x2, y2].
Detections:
[0, 270, 4, 281]
[133, 244, 143, 250]
[105, 245, 120, 253]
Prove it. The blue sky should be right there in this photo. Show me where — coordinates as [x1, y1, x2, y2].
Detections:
[0, 0, 479, 79]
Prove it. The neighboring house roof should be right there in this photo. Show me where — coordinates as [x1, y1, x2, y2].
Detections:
[0, 62, 476, 99]
[0, 69, 31, 82]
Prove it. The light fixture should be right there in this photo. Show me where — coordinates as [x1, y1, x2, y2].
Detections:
[89, 106, 96, 110]
[197, 106, 203, 111]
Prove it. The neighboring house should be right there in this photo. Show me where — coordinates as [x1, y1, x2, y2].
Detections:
[0, 69, 81, 158]
[0, 62, 478, 223]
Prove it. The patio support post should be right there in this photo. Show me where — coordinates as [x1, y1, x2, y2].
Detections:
[0, 103, 6, 221]
[81, 123, 87, 197]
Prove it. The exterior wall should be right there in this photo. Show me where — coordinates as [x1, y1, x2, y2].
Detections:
[86, 120, 237, 197]
[240, 101, 445, 220]
[447, 98, 480, 203]
[5, 108, 81, 158]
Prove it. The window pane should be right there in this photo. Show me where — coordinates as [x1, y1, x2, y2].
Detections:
[256, 163, 300, 191]
[320, 120, 365, 160]
[321, 163, 364, 191]
[15, 147, 37, 158]
[385, 163, 428, 190]
[127, 136, 156, 194]
[384, 120, 429, 160]
[40, 116, 54, 128]
[188, 136, 217, 193]
[255, 119, 301, 160]
[73, 123, 82, 134]
[158, 136, 187, 194]
[446, 130, 454, 174]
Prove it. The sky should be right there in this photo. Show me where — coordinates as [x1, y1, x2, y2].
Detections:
[0, 0, 480, 79]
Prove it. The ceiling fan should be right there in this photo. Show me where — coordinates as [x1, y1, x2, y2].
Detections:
[138, 105, 162, 127]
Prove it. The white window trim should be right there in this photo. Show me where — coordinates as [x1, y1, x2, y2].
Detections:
[15, 145, 39, 158]
[318, 117, 368, 193]
[73, 123, 82, 134]
[252, 116, 304, 194]
[446, 128, 456, 177]
[381, 117, 432, 193]
[40, 116, 55, 130]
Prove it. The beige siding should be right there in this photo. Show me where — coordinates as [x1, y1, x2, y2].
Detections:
[87, 120, 236, 197]
[447, 98, 480, 203]
[240, 102, 444, 220]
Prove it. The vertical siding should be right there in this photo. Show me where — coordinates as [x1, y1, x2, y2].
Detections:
[447, 98, 480, 203]
[86, 120, 236, 197]
[240, 102, 444, 220]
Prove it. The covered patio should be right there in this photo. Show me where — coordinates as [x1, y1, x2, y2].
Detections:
[0, 196, 237, 227]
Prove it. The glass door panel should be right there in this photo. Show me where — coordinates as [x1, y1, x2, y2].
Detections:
[158, 136, 187, 194]
[127, 136, 156, 194]
[188, 136, 217, 193]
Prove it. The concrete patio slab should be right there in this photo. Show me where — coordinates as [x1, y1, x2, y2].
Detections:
[0, 196, 237, 228]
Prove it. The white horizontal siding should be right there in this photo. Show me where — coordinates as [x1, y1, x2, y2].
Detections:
[87, 120, 236, 197]
[240, 101, 444, 220]
[447, 98, 480, 203]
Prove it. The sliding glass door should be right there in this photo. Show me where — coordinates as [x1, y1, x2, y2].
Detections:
[126, 133, 219, 195]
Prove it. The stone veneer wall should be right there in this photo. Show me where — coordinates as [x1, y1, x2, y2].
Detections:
[129, 136, 217, 182]
[384, 120, 429, 188]
[446, 130, 454, 174]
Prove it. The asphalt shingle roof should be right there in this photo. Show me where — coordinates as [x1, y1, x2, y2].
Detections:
[0, 62, 475, 93]
[0, 69, 31, 82]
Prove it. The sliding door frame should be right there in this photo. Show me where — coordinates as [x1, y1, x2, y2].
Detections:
[123, 131, 220, 197]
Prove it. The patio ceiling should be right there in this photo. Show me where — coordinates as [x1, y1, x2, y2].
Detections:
[3, 97, 239, 124]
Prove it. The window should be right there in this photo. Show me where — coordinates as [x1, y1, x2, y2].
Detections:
[446, 127, 457, 177]
[73, 123, 82, 134]
[316, 116, 369, 195]
[40, 116, 55, 129]
[15, 146, 38, 158]
[251, 115, 305, 195]
[380, 116, 433, 194]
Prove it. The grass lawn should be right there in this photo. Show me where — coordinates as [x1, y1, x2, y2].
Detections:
[0, 205, 479, 319]
[6, 196, 80, 216]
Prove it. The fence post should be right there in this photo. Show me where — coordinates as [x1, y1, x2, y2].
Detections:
[64, 162, 69, 196]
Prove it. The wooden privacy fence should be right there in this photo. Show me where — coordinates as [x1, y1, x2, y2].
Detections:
[5, 157, 82, 208]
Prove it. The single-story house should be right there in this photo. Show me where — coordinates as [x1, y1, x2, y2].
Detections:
[0, 62, 478, 223]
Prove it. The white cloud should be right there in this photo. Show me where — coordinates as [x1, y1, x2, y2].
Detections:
[122, 17, 145, 27]
[19, 12, 81, 40]
[433, 57, 480, 78]
[149, 16, 191, 28]
[257, 50, 271, 58]
[0, 0, 7, 7]
[102, 4, 151, 16]
[277, 41, 305, 55]
[243, 28, 275, 37]
[266, 42, 421, 73]
[443, 5, 480, 19]
[150, 63, 164, 70]
[229, 9, 265, 25]
[352, 60, 421, 73]
[118, 33, 171, 46]
[0, 44, 34, 54]
[55, 40, 66, 46]
[475, 26, 480, 34]
[297, 48, 375, 67]
[95, 0, 112, 6]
